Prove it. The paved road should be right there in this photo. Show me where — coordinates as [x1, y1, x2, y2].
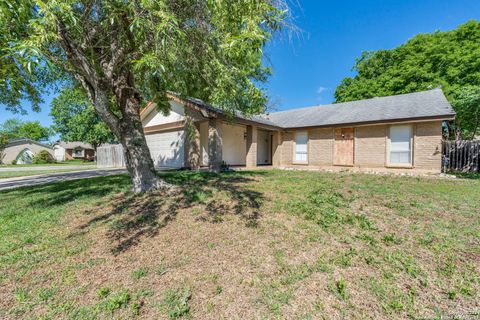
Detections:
[0, 165, 96, 172]
[0, 169, 127, 191]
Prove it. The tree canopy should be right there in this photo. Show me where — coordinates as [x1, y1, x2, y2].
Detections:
[50, 87, 115, 149]
[1, 0, 289, 192]
[0, 118, 52, 141]
[335, 20, 480, 139]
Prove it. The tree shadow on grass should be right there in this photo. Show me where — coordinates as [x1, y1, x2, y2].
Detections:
[78, 170, 267, 254]
[0, 170, 267, 255]
[0, 174, 132, 208]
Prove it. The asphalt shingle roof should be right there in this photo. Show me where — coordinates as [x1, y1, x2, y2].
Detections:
[170, 89, 455, 130]
[6, 138, 52, 149]
[266, 89, 455, 128]
[55, 141, 94, 149]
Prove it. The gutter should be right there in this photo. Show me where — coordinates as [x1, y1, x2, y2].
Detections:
[278, 114, 456, 130]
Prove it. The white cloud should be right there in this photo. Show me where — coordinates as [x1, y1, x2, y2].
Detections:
[317, 86, 328, 94]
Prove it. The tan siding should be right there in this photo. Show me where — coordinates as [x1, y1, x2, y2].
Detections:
[308, 128, 333, 165]
[414, 121, 442, 171]
[355, 125, 387, 167]
[3, 143, 53, 164]
[280, 132, 294, 165]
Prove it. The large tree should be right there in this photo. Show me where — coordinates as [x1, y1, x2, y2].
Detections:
[50, 87, 115, 150]
[2, 0, 288, 192]
[0, 118, 52, 141]
[335, 20, 480, 139]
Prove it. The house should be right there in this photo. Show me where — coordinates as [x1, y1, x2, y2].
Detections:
[1, 139, 53, 164]
[139, 89, 455, 174]
[53, 141, 95, 162]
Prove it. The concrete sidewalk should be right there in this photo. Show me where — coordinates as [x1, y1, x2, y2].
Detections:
[0, 169, 127, 191]
[0, 165, 97, 172]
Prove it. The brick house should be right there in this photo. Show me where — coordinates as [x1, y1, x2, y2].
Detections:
[140, 89, 455, 174]
[53, 141, 95, 162]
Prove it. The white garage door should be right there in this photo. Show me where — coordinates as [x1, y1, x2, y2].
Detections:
[145, 130, 185, 168]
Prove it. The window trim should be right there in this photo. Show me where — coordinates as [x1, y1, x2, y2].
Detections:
[293, 131, 309, 164]
[387, 124, 413, 168]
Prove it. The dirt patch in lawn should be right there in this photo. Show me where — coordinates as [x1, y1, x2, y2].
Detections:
[0, 170, 479, 319]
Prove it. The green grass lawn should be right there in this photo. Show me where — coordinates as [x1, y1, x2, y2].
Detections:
[0, 168, 95, 179]
[0, 170, 478, 319]
[1, 160, 95, 168]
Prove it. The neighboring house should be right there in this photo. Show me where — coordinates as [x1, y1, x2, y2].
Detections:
[139, 89, 455, 174]
[53, 141, 95, 161]
[2, 139, 53, 164]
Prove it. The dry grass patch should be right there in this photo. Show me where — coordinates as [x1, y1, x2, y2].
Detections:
[0, 170, 479, 319]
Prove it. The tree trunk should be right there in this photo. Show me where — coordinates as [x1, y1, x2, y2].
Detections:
[118, 116, 171, 193]
[56, 22, 167, 193]
[89, 83, 170, 193]
[113, 72, 172, 193]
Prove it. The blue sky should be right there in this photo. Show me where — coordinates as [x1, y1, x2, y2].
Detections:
[2, 0, 480, 128]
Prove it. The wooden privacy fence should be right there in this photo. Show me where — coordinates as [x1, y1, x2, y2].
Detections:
[97, 144, 126, 168]
[442, 140, 480, 173]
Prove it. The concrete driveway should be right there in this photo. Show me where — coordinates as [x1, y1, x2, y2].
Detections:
[0, 169, 127, 191]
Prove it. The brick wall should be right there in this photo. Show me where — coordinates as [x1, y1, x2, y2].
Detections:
[272, 131, 281, 166]
[280, 132, 293, 165]
[354, 125, 387, 167]
[85, 149, 95, 161]
[308, 128, 333, 165]
[275, 121, 443, 173]
[413, 121, 442, 171]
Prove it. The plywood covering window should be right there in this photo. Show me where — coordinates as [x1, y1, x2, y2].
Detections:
[294, 131, 308, 163]
[389, 125, 412, 165]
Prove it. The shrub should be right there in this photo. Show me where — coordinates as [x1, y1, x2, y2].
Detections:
[32, 150, 55, 164]
[11, 159, 17, 165]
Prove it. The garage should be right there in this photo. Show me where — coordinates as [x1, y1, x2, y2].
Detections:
[145, 129, 185, 168]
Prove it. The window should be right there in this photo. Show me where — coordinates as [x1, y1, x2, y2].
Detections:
[73, 148, 84, 158]
[389, 125, 412, 165]
[294, 131, 308, 163]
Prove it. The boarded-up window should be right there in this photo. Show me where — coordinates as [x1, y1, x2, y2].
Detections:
[295, 131, 308, 162]
[389, 125, 412, 164]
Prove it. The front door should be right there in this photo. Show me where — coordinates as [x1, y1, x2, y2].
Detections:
[334, 128, 354, 166]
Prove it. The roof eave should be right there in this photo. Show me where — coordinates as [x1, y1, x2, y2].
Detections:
[281, 114, 456, 130]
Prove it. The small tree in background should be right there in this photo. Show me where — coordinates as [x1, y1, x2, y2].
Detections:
[0, 119, 52, 141]
[50, 87, 115, 150]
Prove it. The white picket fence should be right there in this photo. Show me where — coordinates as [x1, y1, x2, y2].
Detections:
[97, 144, 126, 168]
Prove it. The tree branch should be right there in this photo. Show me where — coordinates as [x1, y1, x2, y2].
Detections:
[56, 20, 121, 135]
